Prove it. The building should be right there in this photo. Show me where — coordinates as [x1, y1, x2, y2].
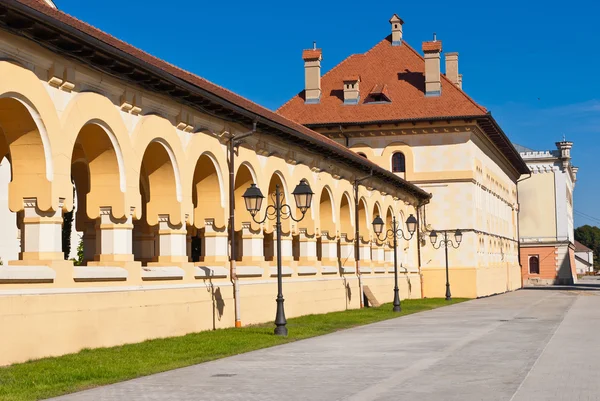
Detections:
[0, 0, 432, 366]
[516, 141, 578, 285]
[278, 15, 530, 298]
[574, 241, 594, 275]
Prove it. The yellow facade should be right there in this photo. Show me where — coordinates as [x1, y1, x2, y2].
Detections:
[0, 25, 427, 365]
[318, 121, 522, 299]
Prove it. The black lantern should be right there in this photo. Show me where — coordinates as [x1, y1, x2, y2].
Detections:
[292, 179, 314, 213]
[455, 229, 463, 245]
[242, 183, 264, 217]
[429, 230, 438, 245]
[405, 214, 417, 235]
[372, 215, 385, 235]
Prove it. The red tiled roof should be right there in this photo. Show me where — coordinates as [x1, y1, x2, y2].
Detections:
[277, 37, 487, 126]
[422, 41, 442, 52]
[343, 75, 360, 82]
[575, 241, 593, 253]
[2, 0, 432, 200]
[302, 49, 322, 60]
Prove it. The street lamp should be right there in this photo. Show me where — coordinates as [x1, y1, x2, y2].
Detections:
[242, 179, 314, 336]
[429, 229, 463, 301]
[372, 214, 417, 312]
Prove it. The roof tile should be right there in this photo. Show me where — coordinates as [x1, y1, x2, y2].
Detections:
[422, 41, 442, 52]
[278, 37, 486, 125]
[302, 49, 322, 60]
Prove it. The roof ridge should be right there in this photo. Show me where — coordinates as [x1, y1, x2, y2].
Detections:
[401, 40, 487, 114]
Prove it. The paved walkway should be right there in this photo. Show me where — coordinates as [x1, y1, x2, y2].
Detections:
[51, 288, 600, 401]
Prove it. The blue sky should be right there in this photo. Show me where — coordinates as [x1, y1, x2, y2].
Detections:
[54, 0, 599, 227]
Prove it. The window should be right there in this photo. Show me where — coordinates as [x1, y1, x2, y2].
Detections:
[529, 255, 540, 274]
[357, 152, 368, 159]
[392, 152, 406, 173]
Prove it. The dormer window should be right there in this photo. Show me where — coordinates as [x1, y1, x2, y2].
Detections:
[365, 84, 391, 103]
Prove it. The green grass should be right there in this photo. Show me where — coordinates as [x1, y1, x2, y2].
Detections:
[0, 298, 467, 401]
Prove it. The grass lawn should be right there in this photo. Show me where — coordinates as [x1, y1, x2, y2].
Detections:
[0, 298, 468, 401]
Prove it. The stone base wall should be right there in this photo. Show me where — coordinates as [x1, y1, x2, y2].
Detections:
[422, 264, 521, 299]
[0, 272, 420, 366]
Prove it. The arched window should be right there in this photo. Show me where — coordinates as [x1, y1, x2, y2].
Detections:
[357, 152, 368, 159]
[392, 152, 405, 173]
[529, 255, 540, 274]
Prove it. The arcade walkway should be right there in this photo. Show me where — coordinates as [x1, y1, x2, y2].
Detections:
[52, 288, 600, 401]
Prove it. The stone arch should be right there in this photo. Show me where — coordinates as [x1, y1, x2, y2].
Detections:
[131, 115, 187, 225]
[139, 139, 181, 225]
[233, 162, 259, 262]
[0, 95, 52, 212]
[189, 152, 226, 263]
[358, 197, 369, 240]
[0, 61, 66, 213]
[263, 171, 292, 261]
[69, 123, 125, 221]
[192, 152, 226, 228]
[385, 206, 395, 246]
[372, 201, 383, 237]
[61, 92, 136, 217]
[132, 139, 182, 265]
[234, 162, 258, 231]
[318, 186, 335, 234]
[339, 192, 354, 240]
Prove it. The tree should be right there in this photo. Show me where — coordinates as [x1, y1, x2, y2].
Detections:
[574, 225, 600, 269]
[62, 182, 76, 260]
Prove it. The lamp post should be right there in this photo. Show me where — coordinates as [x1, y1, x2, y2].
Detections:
[242, 179, 314, 336]
[429, 229, 463, 301]
[372, 214, 417, 312]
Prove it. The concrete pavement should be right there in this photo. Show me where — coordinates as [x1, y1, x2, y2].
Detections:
[51, 288, 600, 401]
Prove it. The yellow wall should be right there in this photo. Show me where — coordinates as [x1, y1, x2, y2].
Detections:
[323, 123, 522, 300]
[519, 173, 557, 239]
[0, 29, 428, 366]
[0, 272, 419, 366]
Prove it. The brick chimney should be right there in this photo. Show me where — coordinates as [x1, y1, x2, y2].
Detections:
[389, 14, 404, 46]
[302, 44, 322, 104]
[445, 52, 460, 88]
[343, 76, 360, 105]
[422, 36, 442, 97]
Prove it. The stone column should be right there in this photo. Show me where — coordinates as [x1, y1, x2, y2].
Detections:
[339, 233, 355, 263]
[320, 231, 338, 262]
[203, 218, 228, 264]
[156, 214, 187, 264]
[298, 228, 318, 264]
[92, 206, 134, 263]
[273, 232, 294, 264]
[359, 237, 372, 268]
[384, 242, 394, 270]
[372, 241, 385, 266]
[19, 197, 64, 261]
[241, 221, 264, 263]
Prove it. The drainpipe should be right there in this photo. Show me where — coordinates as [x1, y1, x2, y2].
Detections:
[516, 172, 532, 289]
[416, 202, 424, 298]
[228, 120, 257, 328]
[354, 171, 372, 308]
